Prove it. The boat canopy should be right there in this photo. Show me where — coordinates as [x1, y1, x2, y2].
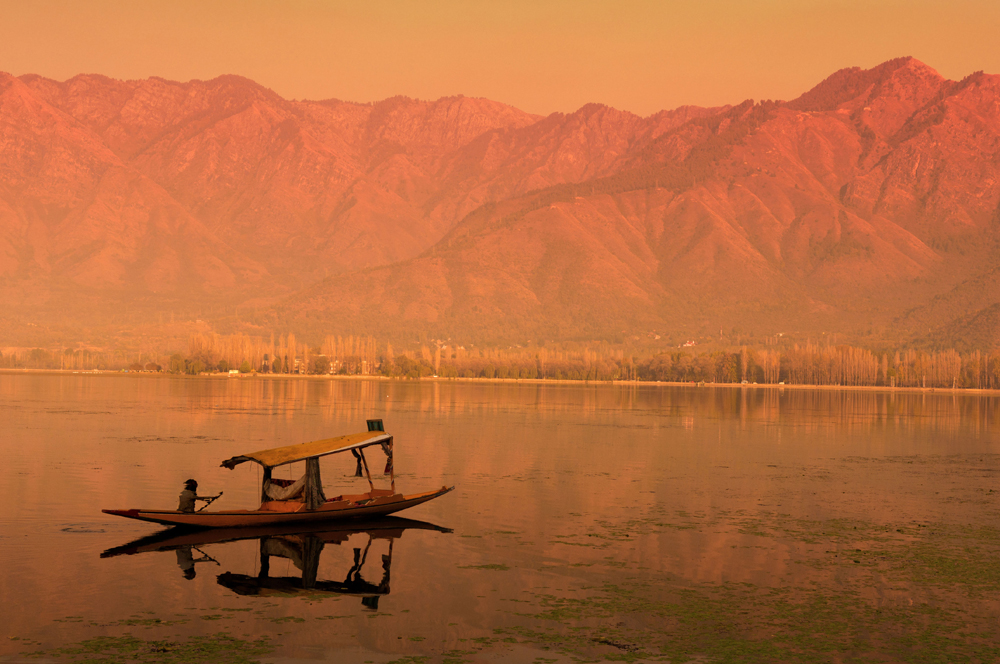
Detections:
[221, 431, 392, 470]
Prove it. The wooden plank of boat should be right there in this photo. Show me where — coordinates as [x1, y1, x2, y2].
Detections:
[104, 486, 454, 529]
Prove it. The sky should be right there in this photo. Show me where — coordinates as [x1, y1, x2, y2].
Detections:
[1, 0, 999, 116]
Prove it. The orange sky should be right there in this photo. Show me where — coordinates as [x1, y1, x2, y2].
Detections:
[2, 0, 998, 116]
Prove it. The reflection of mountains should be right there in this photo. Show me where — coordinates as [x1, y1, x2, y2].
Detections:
[102, 516, 451, 608]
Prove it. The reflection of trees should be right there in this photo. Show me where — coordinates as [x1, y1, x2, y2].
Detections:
[158, 377, 1000, 435]
[666, 388, 998, 435]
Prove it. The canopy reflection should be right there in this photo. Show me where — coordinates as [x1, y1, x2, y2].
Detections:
[102, 517, 452, 608]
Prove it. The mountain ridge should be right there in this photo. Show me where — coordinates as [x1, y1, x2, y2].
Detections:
[2, 58, 1000, 348]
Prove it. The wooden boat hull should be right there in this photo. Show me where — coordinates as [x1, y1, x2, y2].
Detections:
[101, 516, 451, 558]
[103, 486, 454, 528]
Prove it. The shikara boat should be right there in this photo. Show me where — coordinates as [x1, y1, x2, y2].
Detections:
[103, 420, 454, 528]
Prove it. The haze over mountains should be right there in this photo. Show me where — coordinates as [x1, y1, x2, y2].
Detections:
[2, 57, 999, 348]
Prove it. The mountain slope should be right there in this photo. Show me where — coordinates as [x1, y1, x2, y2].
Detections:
[3, 58, 1000, 348]
[0, 72, 267, 313]
[280, 58, 1000, 344]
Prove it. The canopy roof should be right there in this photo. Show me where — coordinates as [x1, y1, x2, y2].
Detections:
[221, 431, 391, 470]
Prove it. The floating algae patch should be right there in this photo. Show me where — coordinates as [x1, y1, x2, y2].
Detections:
[499, 579, 1000, 663]
[26, 632, 273, 664]
[90, 618, 190, 628]
[741, 512, 1000, 591]
[478, 509, 1000, 664]
[459, 564, 510, 571]
[878, 526, 1000, 590]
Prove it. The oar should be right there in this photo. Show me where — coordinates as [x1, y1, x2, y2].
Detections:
[196, 492, 224, 512]
[192, 546, 221, 566]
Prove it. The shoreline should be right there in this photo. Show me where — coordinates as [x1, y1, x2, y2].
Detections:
[2, 368, 1000, 395]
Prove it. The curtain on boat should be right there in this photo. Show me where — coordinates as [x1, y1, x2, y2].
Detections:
[381, 441, 393, 475]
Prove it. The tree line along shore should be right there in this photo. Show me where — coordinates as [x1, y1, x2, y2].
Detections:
[3, 333, 1000, 390]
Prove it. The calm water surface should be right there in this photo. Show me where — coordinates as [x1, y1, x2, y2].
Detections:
[1, 373, 999, 663]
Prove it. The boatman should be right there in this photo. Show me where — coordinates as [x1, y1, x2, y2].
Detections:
[178, 479, 215, 513]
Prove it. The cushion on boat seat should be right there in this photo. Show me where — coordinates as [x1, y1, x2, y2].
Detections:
[366, 494, 404, 506]
[259, 500, 305, 512]
[264, 475, 305, 501]
[325, 489, 397, 504]
[329, 493, 369, 503]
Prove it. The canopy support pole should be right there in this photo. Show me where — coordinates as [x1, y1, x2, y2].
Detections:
[304, 457, 327, 510]
[260, 467, 272, 503]
[359, 450, 374, 492]
[384, 437, 395, 493]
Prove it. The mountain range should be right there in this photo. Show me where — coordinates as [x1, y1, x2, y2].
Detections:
[1, 57, 999, 348]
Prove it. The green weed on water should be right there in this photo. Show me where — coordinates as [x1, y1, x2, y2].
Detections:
[490, 510, 1000, 663]
[458, 564, 510, 571]
[26, 633, 273, 664]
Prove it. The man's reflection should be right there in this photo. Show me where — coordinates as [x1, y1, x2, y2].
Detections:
[175, 545, 216, 580]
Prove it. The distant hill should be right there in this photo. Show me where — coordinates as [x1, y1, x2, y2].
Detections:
[2, 58, 1000, 348]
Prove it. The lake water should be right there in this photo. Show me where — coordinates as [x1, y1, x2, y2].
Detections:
[1, 373, 999, 663]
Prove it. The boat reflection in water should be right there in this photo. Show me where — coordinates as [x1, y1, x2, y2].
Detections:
[102, 517, 451, 609]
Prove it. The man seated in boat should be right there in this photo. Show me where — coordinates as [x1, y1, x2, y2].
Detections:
[178, 479, 217, 513]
